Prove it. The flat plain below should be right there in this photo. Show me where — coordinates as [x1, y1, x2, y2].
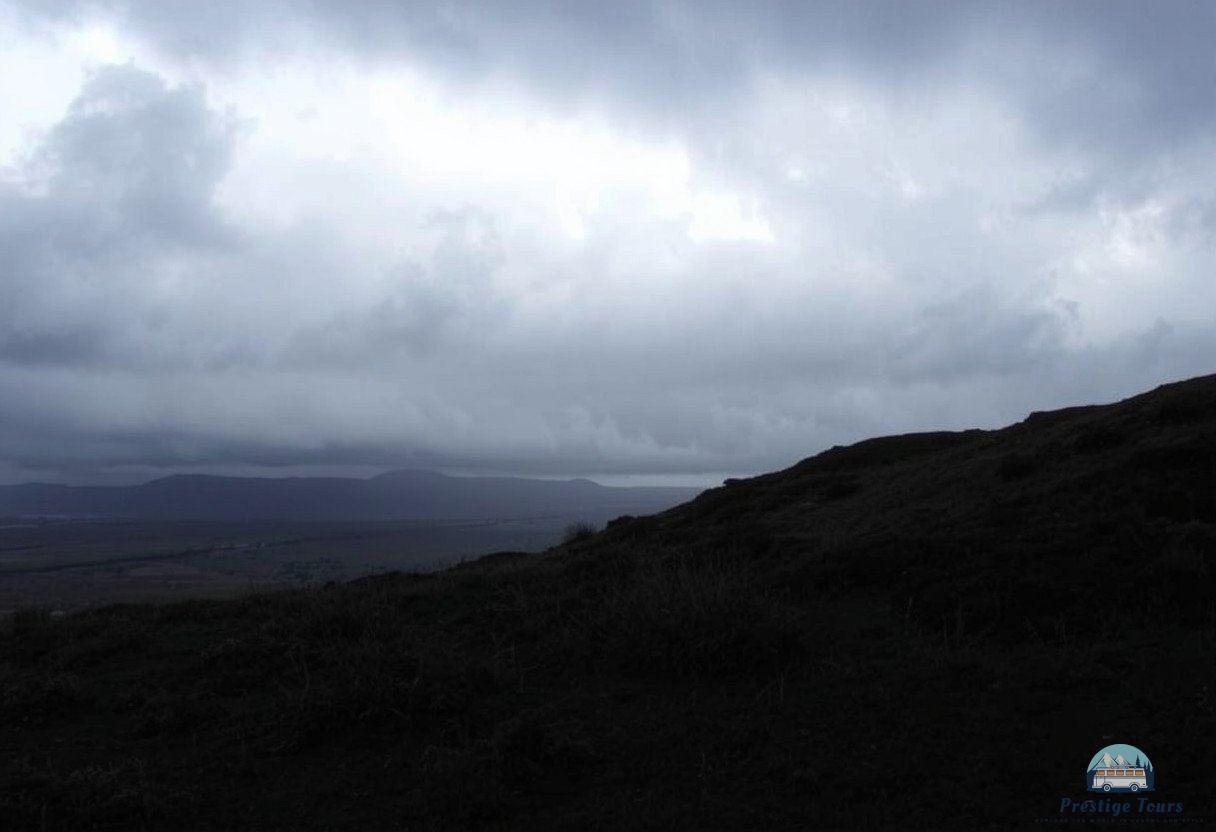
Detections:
[0, 515, 584, 612]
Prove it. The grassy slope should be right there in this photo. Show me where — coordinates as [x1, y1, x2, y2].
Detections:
[2, 374, 1215, 831]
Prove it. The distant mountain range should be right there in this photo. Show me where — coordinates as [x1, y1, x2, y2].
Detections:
[0, 470, 703, 522]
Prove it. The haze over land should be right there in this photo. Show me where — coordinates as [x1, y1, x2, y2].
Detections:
[1, 1, 1215, 489]
[0, 472, 698, 610]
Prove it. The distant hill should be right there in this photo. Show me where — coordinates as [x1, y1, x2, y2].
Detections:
[2, 373, 1213, 830]
[0, 469, 702, 522]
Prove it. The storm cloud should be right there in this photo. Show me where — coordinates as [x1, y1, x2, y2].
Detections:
[1, 1, 1214, 485]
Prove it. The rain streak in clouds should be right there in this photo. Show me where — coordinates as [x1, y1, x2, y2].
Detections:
[0, 0, 1214, 485]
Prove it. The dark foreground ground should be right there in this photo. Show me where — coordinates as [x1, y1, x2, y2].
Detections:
[2, 373, 1215, 830]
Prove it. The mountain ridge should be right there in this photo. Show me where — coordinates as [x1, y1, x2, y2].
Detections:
[0, 469, 700, 522]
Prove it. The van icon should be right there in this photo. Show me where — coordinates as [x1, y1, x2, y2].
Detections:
[1087, 744, 1154, 793]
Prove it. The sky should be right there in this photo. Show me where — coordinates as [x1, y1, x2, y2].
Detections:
[0, 1, 1213, 487]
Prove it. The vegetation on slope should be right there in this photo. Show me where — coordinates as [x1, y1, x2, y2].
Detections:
[2, 374, 1215, 830]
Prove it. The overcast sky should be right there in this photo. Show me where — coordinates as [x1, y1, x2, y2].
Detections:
[0, 1, 1213, 487]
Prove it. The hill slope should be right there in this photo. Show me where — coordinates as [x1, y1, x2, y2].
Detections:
[2, 374, 1214, 830]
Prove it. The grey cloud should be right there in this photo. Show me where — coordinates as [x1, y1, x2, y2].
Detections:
[33, 63, 237, 246]
[0, 320, 1210, 483]
[1164, 196, 1216, 249]
[278, 207, 509, 366]
[0, 64, 240, 369]
[13, 1, 1216, 158]
[0, 323, 109, 367]
[884, 286, 1073, 384]
[0, 3, 1214, 485]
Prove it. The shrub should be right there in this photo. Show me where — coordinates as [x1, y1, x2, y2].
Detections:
[562, 521, 598, 544]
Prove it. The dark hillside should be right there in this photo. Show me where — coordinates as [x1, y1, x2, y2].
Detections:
[644, 372, 1216, 643]
[2, 374, 1214, 830]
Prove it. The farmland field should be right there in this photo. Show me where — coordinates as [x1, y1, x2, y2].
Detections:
[0, 515, 584, 612]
